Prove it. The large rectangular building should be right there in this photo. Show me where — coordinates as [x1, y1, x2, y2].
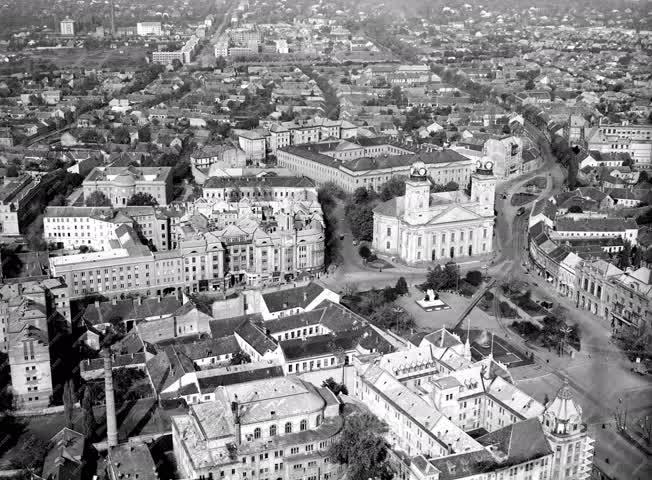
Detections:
[82, 166, 173, 207]
[586, 124, 652, 170]
[278, 139, 475, 193]
[171, 376, 345, 480]
[43, 206, 173, 251]
[49, 225, 225, 300]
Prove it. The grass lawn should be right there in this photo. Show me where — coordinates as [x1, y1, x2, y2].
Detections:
[510, 192, 537, 207]
[524, 176, 547, 191]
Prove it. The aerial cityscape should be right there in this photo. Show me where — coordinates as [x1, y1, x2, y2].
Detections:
[0, 0, 650, 479]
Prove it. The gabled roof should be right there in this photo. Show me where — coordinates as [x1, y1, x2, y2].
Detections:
[235, 320, 277, 355]
[476, 418, 552, 468]
[41, 428, 85, 480]
[83, 296, 182, 325]
[262, 281, 326, 313]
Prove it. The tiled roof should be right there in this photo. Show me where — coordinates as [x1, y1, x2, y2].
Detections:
[476, 418, 553, 467]
[197, 365, 285, 394]
[203, 175, 315, 189]
[556, 217, 637, 232]
[83, 296, 181, 325]
[235, 320, 277, 355]
[262, 281, 325, 313]
[280, 326, 393, 361]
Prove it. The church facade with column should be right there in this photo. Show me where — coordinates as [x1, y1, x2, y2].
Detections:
[372, 160, 496, 265]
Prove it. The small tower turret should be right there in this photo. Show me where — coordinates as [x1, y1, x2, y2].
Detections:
[404, 161, 431, 214]
[541, 378, 594, 480]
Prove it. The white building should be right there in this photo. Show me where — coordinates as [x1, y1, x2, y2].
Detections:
[60, 17, 75, 35]
[586, 124, 652, 170]
[372, 161, 496, 264]
[171, 376, 344, 480]
[483, 135, 524, 179]
[136, 22, 162, 36]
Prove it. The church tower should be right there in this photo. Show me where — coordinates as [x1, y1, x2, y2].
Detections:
[404, 161, 431, 213]
[541, 379, 594, 480]
[471, 159, 496, 215]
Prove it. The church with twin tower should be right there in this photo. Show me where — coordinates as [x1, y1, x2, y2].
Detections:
[373, 160, 497, 265]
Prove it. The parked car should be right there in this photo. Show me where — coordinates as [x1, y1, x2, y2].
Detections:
[516, 207, 526, 216]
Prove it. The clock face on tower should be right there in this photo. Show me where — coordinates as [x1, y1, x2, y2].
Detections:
[419, 167, 427, 176]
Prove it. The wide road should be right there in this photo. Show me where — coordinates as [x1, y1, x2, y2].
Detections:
[193, 0, 237, 67]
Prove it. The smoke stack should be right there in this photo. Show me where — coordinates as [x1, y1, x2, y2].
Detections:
[103, 348, 118, 447]
[109, 0, 116, 36]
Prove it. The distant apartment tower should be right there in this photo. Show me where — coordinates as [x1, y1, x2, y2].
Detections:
[60, 17, 75, 36]
[136, 22, 162, 36]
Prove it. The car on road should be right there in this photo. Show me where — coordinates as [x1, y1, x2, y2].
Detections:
[339, 234, 345, 240]
[516, 207, 526, 216]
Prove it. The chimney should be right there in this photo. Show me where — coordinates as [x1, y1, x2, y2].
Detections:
[103, 348, 118, 447]
[303, 291, 307, 302]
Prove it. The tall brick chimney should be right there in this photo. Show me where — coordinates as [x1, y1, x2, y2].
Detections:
[102, 348, 118, 447]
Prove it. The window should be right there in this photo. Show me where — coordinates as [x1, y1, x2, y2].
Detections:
[285, 422, 292, 434]
[253, 427, 261, 439]
[315, 415, 321, 427]
[300, 419, 308, 431]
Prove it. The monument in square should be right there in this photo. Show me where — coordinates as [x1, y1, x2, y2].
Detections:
[415, 288, 451, 312]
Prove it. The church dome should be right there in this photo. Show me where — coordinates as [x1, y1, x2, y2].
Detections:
[112, 172, 136, 187]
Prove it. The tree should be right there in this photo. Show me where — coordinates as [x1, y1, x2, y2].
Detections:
[230, 351, 251, 365]
[328, 413, 393, 480]
[380, 177, 406, 201]
[525, 79, 535, 90]
[81, 384, 96, 440]
[358, 245, 371, 260]
[352, 187, 369, 204]
[215, 56, 227, 70]
[5, 165, 18, 177]
[395, 277, 408, 295]
[382, 286, 398, 303]
[85, 190, 111, 207]
[465, 270, 483, 287]
[617, 241, 632, 270]
[424, 262, 459, 291]
[138, 126, 151, 142]
[229, 187, 242, 203]
[347, 204, 374, 241]
[63, 379, 75, 429]
[322, 377, 348, 396]
[112, 126, 131, 144]
[127, 192, 158, 206]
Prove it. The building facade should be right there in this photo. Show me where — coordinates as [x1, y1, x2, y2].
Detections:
[83, 166, 173, 207]
[586, 124, 652, 169]
[372, 161, 496, 265]
[43, 206, 173, 251]
[60, 17, 75, 35]
[171, 376, 345, 480]
[278, 140, 476, 193]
